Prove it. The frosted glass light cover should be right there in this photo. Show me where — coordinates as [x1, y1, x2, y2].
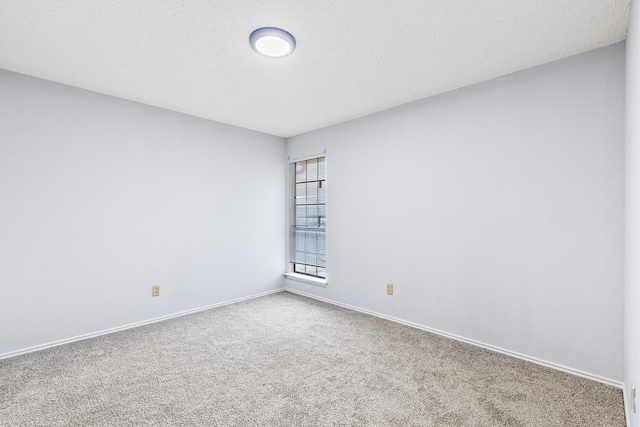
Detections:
[250, 27, 296, 58]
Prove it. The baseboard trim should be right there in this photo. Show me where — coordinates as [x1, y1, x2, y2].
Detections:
[0, 288, 285, 360]
[283, 287, 623, 390]
[2, 286, 624, 392]
[622, 384, 630, 427]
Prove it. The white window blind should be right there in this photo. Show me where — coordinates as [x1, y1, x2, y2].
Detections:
[290, 156, 326, 278]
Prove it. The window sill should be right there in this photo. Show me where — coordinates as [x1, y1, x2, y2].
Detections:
[283, 272, 328, 288]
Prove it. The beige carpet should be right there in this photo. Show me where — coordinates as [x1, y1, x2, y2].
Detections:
[0, 291, 625, 426]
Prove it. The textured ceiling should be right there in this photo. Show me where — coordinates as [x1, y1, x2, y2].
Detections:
[0, 0, 631, 138]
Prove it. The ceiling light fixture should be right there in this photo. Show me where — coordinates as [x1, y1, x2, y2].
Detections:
[250, 27, 296, 58]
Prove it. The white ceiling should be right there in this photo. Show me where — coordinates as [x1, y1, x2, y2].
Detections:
[0, 0, 631, 138]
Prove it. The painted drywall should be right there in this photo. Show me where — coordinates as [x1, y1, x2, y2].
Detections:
[286, 43, 625, 382]
[626, 0, 640, 424]
[0, 70, 286, 356]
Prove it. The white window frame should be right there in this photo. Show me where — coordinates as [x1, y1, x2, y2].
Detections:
[284, 151, 328, 287]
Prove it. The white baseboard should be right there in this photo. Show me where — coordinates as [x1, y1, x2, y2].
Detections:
[283, 287, 624, 390]
[0, 288, 285, 360]
[623, 385, 631, 427]
[1, 285, 624, 394]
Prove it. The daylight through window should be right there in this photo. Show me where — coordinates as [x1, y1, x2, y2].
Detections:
[290, 156, 326, 278]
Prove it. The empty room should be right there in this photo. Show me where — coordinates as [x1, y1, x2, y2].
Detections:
[1, 0, 639, 425]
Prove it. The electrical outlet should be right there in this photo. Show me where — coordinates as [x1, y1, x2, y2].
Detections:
[386, 283, 393, 295]
[632, 384, 637, 414]
[152, 285, 160, 297]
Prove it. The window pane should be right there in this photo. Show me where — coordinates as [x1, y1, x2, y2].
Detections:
[318, 181, 326, 204]
[295, 205, 306, 227]
[305, 230, 317, 254]
[293, 229, 305, 258]
[317, 205, 326, 228]
[295, 183, 306, 204]
[317, 232, 326, 266]
[293, 252, 306, 264]
[306, 158, 318, 182]
[295, 161, 306, 183]
[305, 205, 318, 228]
[306, 182, 318, 205]
[318, 157, 326, 180]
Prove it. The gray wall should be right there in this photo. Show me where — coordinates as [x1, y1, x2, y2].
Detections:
[286, 43, 625, 383]
[0, 70, 286, 356]
[0, 38, 627, 396]
[626, 0, 640, 424]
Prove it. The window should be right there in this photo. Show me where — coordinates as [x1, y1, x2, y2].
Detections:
[290, 156, 326, 279]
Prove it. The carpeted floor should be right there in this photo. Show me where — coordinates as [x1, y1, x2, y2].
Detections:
[0, 291, 625, 426]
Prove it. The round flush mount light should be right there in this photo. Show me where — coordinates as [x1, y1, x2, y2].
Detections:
[250, 27, 296, 58]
